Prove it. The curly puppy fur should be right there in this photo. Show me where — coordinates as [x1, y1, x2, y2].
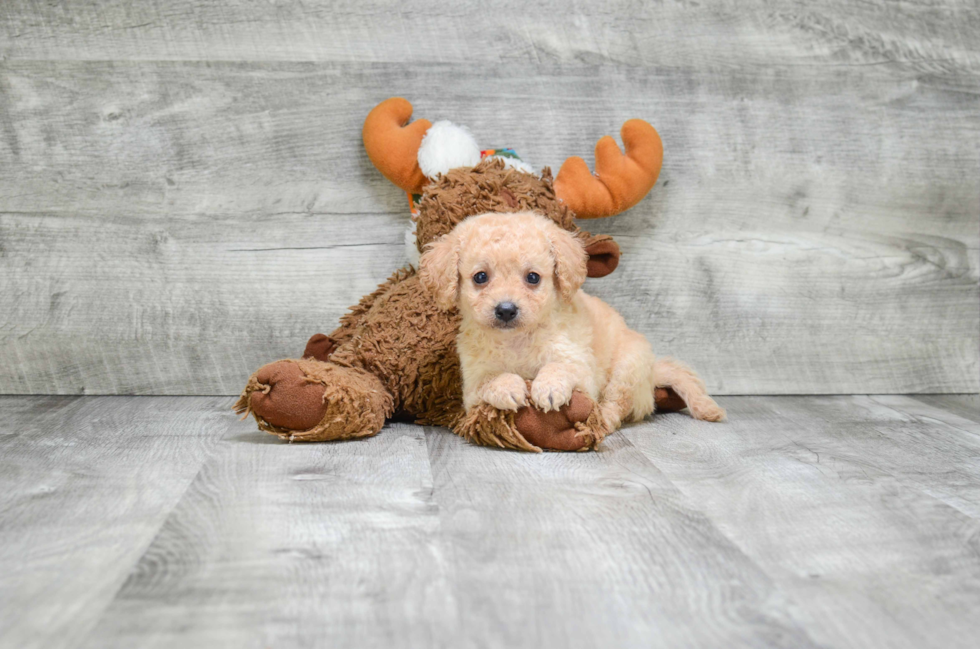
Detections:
[420, 212, 726, 435]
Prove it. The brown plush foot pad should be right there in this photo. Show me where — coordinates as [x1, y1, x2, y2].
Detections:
[655, 387, 687, 412]
[515, 391, 596, 451]
[249, 361, 330, 431]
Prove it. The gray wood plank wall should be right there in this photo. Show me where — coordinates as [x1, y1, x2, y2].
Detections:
[1, 1, 978, 395]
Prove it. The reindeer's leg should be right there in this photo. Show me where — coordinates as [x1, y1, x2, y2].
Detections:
[235, 358, 394, 442]
[451, 383, 604, 453]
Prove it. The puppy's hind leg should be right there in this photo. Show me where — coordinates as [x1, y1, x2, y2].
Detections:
[653, 358, 726, 422]
[597, 332, 657, 433]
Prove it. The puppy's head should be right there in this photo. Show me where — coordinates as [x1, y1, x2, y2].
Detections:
[419, 212, 587, 331]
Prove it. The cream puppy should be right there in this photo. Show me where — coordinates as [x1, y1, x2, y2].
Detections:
[419, 211, 725, 433]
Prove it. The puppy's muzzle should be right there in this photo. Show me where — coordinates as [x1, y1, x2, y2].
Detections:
[494, 302, 519, 324]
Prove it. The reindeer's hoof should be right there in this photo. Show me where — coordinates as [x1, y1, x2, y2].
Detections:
[515, 391, 599, 451]
[655, 387, 686, 412]
[248, 362, 330, 431]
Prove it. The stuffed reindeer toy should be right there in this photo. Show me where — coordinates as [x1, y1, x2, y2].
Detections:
[236, 97, 692, 451]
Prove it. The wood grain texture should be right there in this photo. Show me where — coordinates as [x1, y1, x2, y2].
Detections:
[82, 422, 456, 649]
[423, 428, 819, 649]
[2, 0, 979, 67]
[623, 396, 980, 649]
[0, 1, 978, 395]
[0, 396, 231, 649]
[3, 395, 980, 647]
[915, 394, 980, 424]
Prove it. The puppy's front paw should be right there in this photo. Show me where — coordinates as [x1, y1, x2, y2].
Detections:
[531, 375, 574, 413]
[482, 373, 529, 411]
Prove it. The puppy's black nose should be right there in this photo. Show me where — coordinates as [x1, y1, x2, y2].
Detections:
[494, 302, 519, 323]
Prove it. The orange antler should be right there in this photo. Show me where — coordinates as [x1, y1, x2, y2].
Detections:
[362, 98, 432, 194]
[553, 119, 663, 219]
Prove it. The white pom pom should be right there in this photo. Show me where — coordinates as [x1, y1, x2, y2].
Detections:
[417, 121, 482, 179]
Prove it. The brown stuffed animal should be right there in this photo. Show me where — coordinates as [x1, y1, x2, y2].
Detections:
[235, 98, 685, 451]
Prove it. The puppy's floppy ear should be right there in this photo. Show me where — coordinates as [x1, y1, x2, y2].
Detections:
[547, 223, 588, 301]
[419, 231, 460, 310]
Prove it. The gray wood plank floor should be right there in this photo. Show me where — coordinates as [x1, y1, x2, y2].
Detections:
[2, 395, 979, 648]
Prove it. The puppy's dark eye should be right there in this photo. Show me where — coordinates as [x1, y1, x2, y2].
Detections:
[473, 271, 488, 285]
[526, 272, 540, 285]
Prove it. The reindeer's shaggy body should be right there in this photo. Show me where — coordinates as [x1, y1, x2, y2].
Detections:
[237, 97, 685, 452]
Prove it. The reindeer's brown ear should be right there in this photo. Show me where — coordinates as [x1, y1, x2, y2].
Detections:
[547, 224, 588, 301]
[419, 231, 460, 311]
[584, 237, 620, 278]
